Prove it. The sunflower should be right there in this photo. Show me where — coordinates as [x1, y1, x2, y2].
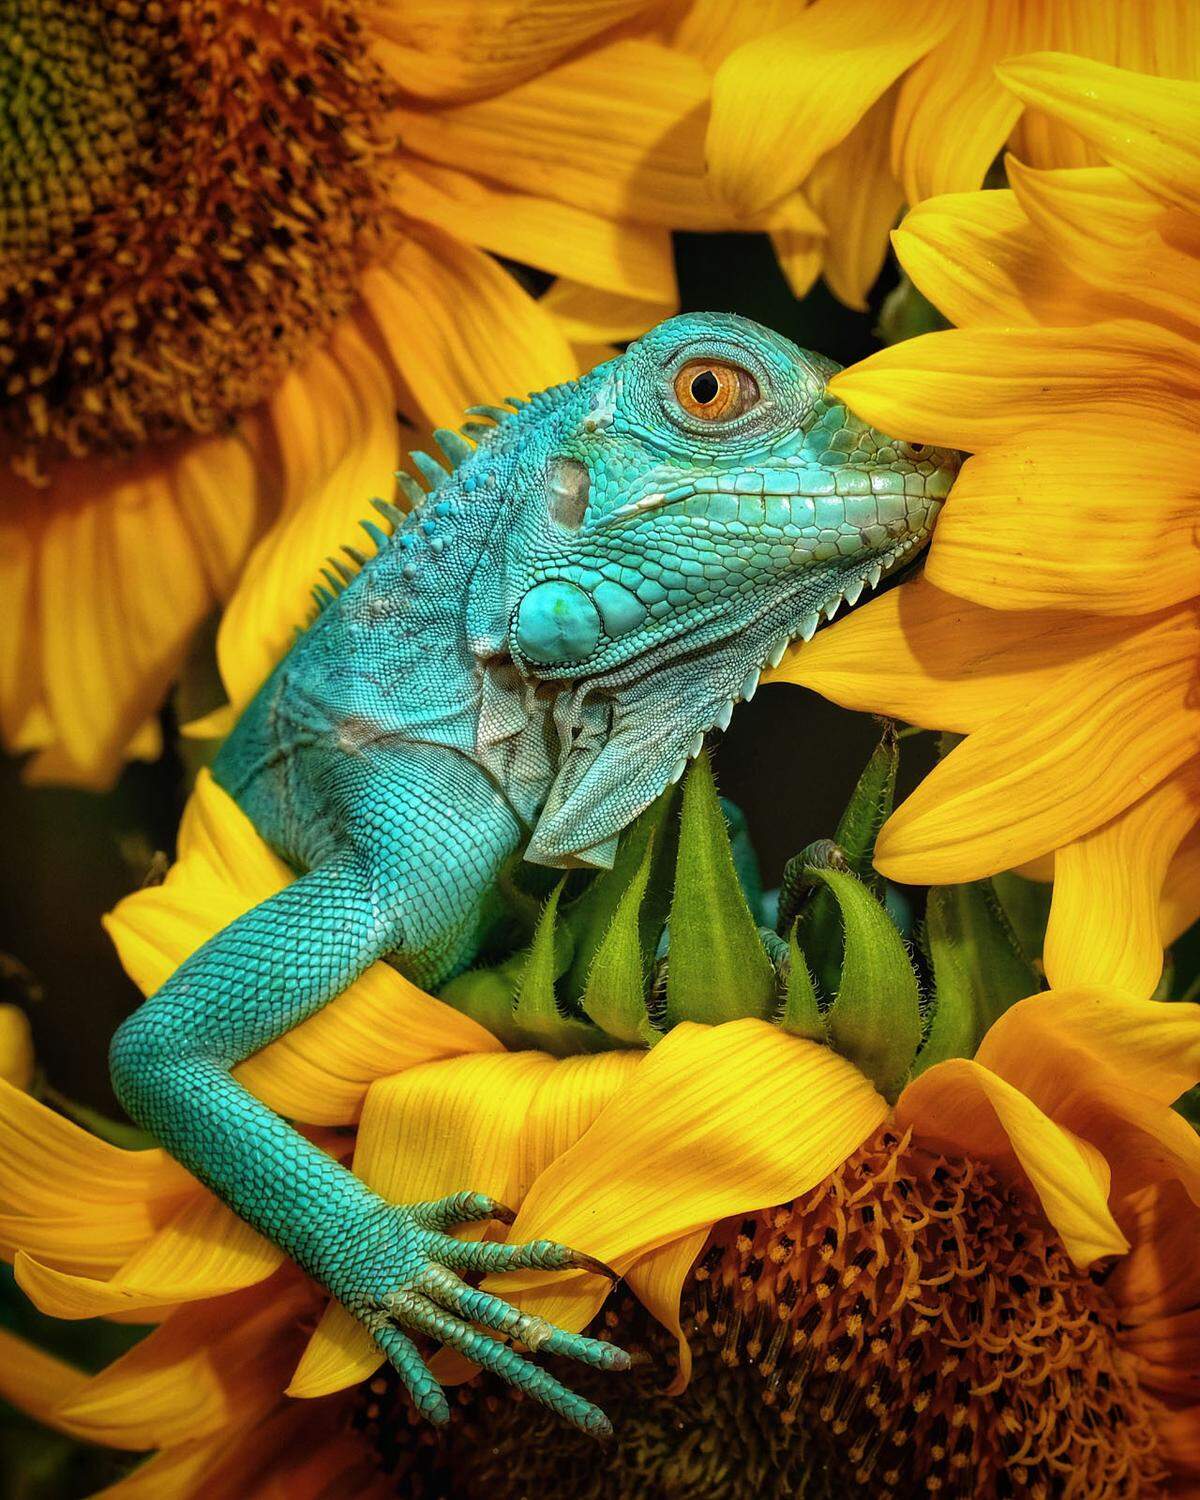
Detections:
[6, 0, 791, 787]
[766, 54, 1200, 999]
[704, 0, 1200, 310]
[0, 766, 1197, 1495]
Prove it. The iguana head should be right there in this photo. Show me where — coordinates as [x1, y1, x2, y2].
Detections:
[463, 312, 959, 866]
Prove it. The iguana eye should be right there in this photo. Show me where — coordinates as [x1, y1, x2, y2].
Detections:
[673, 359, 760, 422]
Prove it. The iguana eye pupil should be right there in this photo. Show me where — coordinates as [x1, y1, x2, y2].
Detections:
[691, 369, 720, 403]
[672, 359, 760, 423]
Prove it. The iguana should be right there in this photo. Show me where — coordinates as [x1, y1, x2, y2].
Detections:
[109, 313, 959, 1437]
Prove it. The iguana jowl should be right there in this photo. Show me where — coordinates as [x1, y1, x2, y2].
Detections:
[110, 313, 959, 1436]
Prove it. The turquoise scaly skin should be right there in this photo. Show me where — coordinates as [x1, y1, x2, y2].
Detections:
[109, 314, 959, 1436]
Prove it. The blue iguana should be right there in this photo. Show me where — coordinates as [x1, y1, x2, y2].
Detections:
[110, 313, 959, 1436]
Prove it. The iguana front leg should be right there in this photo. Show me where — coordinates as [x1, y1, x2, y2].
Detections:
[110, 746, 627, 1433]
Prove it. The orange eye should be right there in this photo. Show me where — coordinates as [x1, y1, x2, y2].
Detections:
[673, 359, 759, 422]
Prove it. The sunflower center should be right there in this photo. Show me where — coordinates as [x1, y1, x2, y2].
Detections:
[351, 1129, 1166, 1499]
[0, 0, 397, 481]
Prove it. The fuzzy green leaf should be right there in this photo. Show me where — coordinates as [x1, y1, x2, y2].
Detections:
[666, 752, 775, 1027]
[512, 883, 606, 1055]
[581, 837, 661, 1047]
[437, 953, 529, 1050]
[562, 786, 679, 1004]
[813, 867, 921, 1100]
[989, 870, 1052, 969]
[915, 881, 1041, 1074]
[779, 922, 827, 1043]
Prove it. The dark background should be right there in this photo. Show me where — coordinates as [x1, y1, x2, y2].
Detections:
[0, 231, 936, 1115]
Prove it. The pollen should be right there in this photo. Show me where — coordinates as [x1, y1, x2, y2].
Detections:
[355, 1129, 1167, 1499]
[0, 0, 398, 482]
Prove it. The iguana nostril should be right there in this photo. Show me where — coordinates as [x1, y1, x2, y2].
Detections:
[546, 456, 590, 530]
[515, 580, 601, 664]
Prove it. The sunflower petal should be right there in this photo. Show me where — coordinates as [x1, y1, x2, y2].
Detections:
[890, 5, 1024, 204]
[1163, 824, 1200, 947]
[706, 0, 951, 218]
[765, 573, 1132, 735]
[874, 607, 1200, 883]
[827, 320, 1200, 452]
[972, 989, 1200, 1208]
[896, 1056, 1127, 1266]
[54, 1281, 308, 1448]
[287, 1302, 380, 1400]
[395, 41, 734, 230]
[893, 189, 1136, 329]
[485, 1019, 887, 1335]
[395, 161, 677, 304]
[804, 87, 904, 310]
[1045, 768, 1200, 999]
[924, 418, 1200, 614]
[369, 0, 657, 101]
[539, 280, 675, 344]
[363, 228, 578, 430]
[625, 1229, 709, 1392]
[996, 54, 1200, 215]
[0, 1328, 89, 1435]
[215, 315, 402, 714]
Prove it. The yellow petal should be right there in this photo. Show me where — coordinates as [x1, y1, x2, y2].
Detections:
[105, 772, 500, 1126]
[15, 1193, 281, 1320]
[997, 54, 1200, 215]
[827, 319, 1200, 453]
[973, 988, 1200, 1208]
[0, 1328, 89, 1435]
[769, 230, 824, 304]
[215, 314, 401, 715]
[539, 280, 675, 344]
[706, 0, 951, 218]
[764, 572, 1132, 735]
[1005, 157, 1200, 340]
[624, 1229, 709, 1392]
[0, 1003, 34, 1090]
[874, 606, 1200, 883]
[924, 417, 1200, 614]
[0, 1074, 191, 1222]
[893, 188, 1138, 329]
[369, 0, 657, 101]
[0, 499, 45, 753]
[896, 1056, 1127, 1265]
[395, 160, 678, 304]
[287, 1302, 380, 1400]
[890, 2, 1023, 204]
[804, 87, 904, 310]
[487, 1020, 887, 1336]
[54, 1281, 309, 1449]
[1163, 823, 1200, 947]
[396, 41, 738, 231]
[363, 227, 578, 429]
[1045, 768, 1200, 998]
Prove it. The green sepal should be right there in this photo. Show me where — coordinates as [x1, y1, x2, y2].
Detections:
[562, 785, 679, 1004]
[787, 726, 899, 997]
[437, 951, 530, 1050]
[580, 836, 662, 1047]
[915, 880, 1042, 1074]
[989, 870, 1052, 970]
[512, 882, 607, 1055]
[778, 922, 827, 1044]
[666, 752, 775, 1027]
[831, 722, 898, 886]
[811, 866, 922, 1100]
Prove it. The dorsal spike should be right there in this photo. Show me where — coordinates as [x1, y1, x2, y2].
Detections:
[311, 585, 334, 609]
[465, 404, 510, 425]
[460, 421, 494, 441]
[434, 428, 473, 468]
[395, 472, 425, 508]
[503, 395, 526, 410]
[359, 519, 390, 553]
[326, 556, 356, 585]
[342, 544, 368, 568]
[320, 567, 346, 595]
[410, 451, 446, 490]
[370, 496, 406, 530]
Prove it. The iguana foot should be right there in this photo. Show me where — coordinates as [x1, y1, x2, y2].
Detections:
[343, 1190, 629, 1436]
